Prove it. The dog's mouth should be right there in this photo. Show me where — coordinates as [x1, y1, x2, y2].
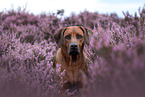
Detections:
[69, 51, 79, 62]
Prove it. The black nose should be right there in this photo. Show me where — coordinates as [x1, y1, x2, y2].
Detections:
[69, 43, 79, 55]
[70, 43, 78, 49]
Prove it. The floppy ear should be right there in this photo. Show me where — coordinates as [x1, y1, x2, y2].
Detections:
[54, 27, 67, 48]
[79, 26, 92, 45]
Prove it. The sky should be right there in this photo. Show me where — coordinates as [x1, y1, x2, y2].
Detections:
[0, 0, 144, 18]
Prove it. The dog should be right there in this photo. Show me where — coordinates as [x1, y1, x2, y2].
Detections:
[53, 26, 90, 94]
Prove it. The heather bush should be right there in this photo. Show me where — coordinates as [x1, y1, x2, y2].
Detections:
[86, 5, 145, 97]
[0, 5, 145, 97]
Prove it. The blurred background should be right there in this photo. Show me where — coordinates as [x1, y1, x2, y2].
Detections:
[0, 0, 144, 18]
[0, 0, 145, 97]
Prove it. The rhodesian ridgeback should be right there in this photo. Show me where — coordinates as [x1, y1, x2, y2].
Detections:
[53, 26, 90, 93]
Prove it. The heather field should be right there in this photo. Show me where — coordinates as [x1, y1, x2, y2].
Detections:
[0, 6, 145, 97]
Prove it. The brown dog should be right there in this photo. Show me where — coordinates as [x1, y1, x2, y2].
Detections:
[53, 26, 90, 93]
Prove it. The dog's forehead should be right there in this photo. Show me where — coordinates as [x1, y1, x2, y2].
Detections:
[64, 26, 84, 35]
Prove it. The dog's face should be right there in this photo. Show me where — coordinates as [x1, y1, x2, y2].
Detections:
[63, 27, 84, 56]
[54, 26, 89, 61]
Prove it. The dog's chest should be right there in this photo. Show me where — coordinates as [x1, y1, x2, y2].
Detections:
[63, 64, 83, 83]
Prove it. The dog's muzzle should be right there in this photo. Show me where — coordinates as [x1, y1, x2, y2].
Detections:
[69, 43, 79, 56]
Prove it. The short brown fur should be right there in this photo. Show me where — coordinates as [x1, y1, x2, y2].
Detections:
[53, 26, 89, 93]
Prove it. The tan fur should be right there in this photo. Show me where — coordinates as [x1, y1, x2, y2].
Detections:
[53, 26, 89, 93]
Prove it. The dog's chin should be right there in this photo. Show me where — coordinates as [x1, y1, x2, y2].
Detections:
[71, 54, 78, 62]
[69, 51, 79, 62]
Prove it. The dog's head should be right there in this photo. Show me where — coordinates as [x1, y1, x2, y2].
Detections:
[54, 26, 90, 61]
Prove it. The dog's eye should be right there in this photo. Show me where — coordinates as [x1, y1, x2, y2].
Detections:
[65, 35, 71, 40]
[77, 35, 83, 39]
